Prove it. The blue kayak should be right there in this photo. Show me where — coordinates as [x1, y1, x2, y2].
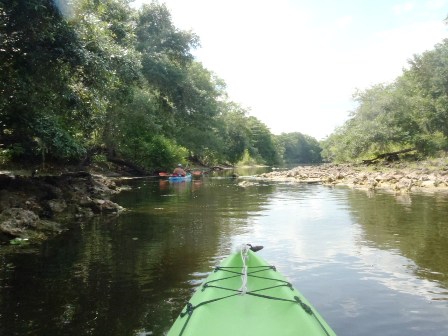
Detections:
[168, 174, 192, 182]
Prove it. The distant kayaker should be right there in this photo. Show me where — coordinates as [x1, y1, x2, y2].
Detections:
[173, 164, 186, 176]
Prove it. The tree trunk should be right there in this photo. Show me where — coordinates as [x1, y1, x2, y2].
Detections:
[362, 148, 416, 164]
[106, 156, 149, 175]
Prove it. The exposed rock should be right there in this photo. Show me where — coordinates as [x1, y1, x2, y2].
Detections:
[238, 181, 257, 188]
[47, 199, 67, 213]
[92, 199, 124, 214]
[0, 172, 124, 243]
[395, 178, 413, 193]
[257, 161, 448, 194]
[75, 207, 95, 218]
[0, 208, 39, 236]
[420, 180, 436, 188]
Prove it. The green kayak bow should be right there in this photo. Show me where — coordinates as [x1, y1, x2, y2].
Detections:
[168, 245, 337, 336]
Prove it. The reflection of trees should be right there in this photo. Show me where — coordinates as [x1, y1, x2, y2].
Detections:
[0, 179, 277, 336]
[346, 190, 448, 286]
[116, 179, 276, 334]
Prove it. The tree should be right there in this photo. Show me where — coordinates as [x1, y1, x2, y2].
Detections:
[403, 40, 448, 152]
[246, 117, 279, 166]
[1, 0, 292, 170]
[215, 103, 251, 164]
[0, 0, 87, 162]
[276, 132, 322, 164]
[321, 84, 409, 162]
[136, 1, 199, 123]
[71, 0, 142, 158]
[172, 62, 226, 153]
[322, 39, 448, 163]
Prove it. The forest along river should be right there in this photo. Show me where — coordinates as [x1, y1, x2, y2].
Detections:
[0, 167, 448, 336]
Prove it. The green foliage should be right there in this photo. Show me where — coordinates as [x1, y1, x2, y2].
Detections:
[237, 149, 258, 166]
[10, 237, 29, 245]
[120, 134, 187, 170]
[172, 62, 226, 152]
[405, 41, 448, 138]
[213, 108, 281, 166]
[0, 0, 312, 170]
[71, 0, 143, 152]
[246, 117, 279, 166]
[323, 40, 448, 162]
[216, 103, 251, 164]
[33, 115, 86, 160]
[276, 132, 322, 164]
[136, 2, 200, 116]
[1, 0, 87, 161]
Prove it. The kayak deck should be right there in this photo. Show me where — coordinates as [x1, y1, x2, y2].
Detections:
[168, 248, 336, 336]
[168, 174, 192, 182]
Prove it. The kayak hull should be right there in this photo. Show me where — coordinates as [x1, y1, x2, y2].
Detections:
[167, 249, 336, 336]
[168, 174, 192, 182]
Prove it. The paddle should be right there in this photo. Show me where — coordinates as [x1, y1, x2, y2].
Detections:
[159, 172, 188, 177]
[160, 168, 203, 177]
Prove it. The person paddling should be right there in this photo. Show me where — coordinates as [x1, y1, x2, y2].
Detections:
[173, 164, 186, 176]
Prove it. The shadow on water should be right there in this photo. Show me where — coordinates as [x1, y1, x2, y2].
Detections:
[1, 174, 448, 336]
[0, 175, 277, 336]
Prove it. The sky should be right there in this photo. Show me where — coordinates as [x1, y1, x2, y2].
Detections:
[130, 0, 448, 139]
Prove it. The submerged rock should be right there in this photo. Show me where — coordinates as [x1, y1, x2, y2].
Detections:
[238, 180, 257, 187]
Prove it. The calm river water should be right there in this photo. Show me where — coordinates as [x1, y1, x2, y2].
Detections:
[1, 167, 448, 335]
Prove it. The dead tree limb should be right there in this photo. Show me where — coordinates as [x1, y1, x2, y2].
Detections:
[362, 148, 417, 164]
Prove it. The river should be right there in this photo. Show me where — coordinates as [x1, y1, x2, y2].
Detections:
[1, 167, 447, 335]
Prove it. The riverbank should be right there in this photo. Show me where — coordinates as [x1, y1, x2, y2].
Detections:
[0, 170, 126, 244]
[0, 160, 219, 244]
[2, 158, 448, 244]
[258, 159, 448, 194]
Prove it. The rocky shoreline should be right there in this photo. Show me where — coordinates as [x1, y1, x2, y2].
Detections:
[2, 159, 448, 244]
[258, 160, 448, 194]
[0, 171, 125, 244]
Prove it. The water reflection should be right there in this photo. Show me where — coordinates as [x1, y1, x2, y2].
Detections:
[346, 189, 448, 289]
[0, 177, 447, 336]
[229, 185, 448, 335]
